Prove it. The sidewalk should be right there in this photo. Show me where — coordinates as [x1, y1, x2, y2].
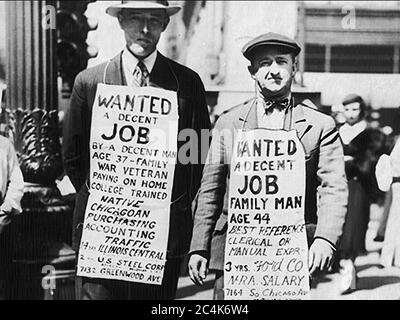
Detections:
[176, 204, 400, 300]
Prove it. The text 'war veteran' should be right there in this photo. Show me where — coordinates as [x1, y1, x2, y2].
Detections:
[62, 0, 211, 300]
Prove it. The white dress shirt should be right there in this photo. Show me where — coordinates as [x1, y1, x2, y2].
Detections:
[122, 49, 157, 87]
[256, 97, 287, 130]
[339, 120, 368, 145]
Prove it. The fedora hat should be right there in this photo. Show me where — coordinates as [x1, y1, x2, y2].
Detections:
[106, 0, 181, 17]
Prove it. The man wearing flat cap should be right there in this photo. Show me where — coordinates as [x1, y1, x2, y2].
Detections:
[63, 0, 210, 300]
[188, 32, 348, 299]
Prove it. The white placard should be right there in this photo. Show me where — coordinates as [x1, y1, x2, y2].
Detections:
[225, 129, 310, 300]
[77, 84, 179, 285]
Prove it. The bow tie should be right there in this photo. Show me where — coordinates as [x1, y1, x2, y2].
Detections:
[264, 99, 291, 112]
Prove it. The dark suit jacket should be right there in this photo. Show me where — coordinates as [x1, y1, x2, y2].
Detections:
[189, 98, 348, 271]
[63, 51, 211, 258]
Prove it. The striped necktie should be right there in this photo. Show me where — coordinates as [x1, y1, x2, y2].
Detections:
[132, 61, 150, 87]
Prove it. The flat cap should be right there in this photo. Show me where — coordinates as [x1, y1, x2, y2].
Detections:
[242, 32, 301, 60]
[342, 93, 364, 106]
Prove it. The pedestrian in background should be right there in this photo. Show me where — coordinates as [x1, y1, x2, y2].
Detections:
[334, 94, 390, 293]
[376, 136, 400, 267]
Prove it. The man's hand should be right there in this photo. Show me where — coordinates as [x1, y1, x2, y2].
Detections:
[188, 254, 209, 286]
[308, 238, 335, 276]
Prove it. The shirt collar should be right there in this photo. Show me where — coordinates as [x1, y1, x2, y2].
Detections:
[122, 48, 158, 75]
[256, 98, 286, 129]
[256, 91, 293, 113]
[339, 120, 368, 145]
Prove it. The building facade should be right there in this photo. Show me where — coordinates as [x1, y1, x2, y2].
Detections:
[83, 1, 400, 121]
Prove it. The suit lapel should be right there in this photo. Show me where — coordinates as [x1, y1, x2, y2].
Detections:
[291, 103, 310, 140]
[150, 52, 179, 92]
[104, 52, 127, 86]
[240, 98, 314, 152]
[237, 98, 258, 130]
[291, 103, 314, 155]
[105, 51, 178, 90]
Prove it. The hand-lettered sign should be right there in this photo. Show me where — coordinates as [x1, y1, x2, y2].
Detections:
[225, 129, 310, 300]
[77, 84, 179, 285]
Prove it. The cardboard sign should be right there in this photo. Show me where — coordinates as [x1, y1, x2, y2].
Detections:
[225, 129, 310, 300]
[77, 84, 179, 285]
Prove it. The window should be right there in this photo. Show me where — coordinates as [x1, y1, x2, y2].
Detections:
[331, 45, 394, 73]
[304, 44, 396, 73]
[305, 44, 325, 72]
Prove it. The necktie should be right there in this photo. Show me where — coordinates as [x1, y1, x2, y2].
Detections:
[132, 61, 149, 87]
[264, 98, 291, 114]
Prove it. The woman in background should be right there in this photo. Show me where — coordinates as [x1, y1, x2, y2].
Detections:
[334, 94, 389, 293]
[377, 137, 400, 267]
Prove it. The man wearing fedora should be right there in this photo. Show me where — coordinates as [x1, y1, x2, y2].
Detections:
[63, 0, 210, 300]
[188, 32, 348, 299]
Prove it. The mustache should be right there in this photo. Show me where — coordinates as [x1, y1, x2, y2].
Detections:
[266, 75, 283, 81]
[266, 72, 283, 80]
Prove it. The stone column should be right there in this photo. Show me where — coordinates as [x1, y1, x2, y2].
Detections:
[6, 0, 57, 113]
[4, 1, 73, 300]
[5, 0, 63, 185]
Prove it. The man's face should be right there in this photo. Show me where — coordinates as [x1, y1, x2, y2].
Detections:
[249, 46, 296, 99]
[119, 9, 168, 58]
[343, 102, 362, 126]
